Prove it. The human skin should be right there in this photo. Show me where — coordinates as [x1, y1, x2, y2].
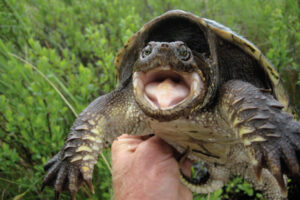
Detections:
[112, 134, 193, 200]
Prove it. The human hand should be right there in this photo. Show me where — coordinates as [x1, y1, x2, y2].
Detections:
[112, 134, 193, 200]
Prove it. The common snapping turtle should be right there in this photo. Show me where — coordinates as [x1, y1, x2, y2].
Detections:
[42, 10, 300, 199]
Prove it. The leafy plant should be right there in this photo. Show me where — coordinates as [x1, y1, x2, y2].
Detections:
[0, 0, 299, 199]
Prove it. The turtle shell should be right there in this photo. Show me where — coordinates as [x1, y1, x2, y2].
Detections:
[114, 10, 291, 112]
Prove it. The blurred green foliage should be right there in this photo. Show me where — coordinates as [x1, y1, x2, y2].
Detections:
[0, 0, 299, 199]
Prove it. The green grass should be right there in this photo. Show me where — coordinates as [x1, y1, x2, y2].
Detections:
[0, 0, 299, 199]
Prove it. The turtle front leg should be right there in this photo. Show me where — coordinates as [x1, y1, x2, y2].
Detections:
[218, 80, 300, 199]
[42, 86, 149, 199]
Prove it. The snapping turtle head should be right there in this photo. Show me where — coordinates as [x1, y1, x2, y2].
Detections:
[133, 41, 212, 121]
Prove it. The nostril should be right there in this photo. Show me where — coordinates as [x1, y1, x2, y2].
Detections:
[161, 43, 169, 48]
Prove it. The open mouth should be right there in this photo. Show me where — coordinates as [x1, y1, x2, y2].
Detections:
[133, 66, 204, 110]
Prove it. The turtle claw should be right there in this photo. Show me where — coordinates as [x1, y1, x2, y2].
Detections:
[42, 152, 95, 199]
[273, 172, 287, 197]
[54, 165, 67, 192]
[221, 80, 300, 198]
[249, 118, 300, 197]
[251, 149, 263, 183]
[42, 161, 61, 188]
[253, 163, 263, 184]
[44, 153, 61, 170]
[282, 150, 300, 175]
[85, 178, 95, 194]
[266, 156, 287, 196]
[41, 182, 46, 192]
[55, 191, 60, 200]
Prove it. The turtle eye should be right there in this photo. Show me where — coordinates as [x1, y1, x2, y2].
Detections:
[178, 44, 190, 61]
[142, 45, 152, 58]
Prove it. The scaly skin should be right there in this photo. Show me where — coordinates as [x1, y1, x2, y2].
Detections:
[150, 80, 300, 200]
[42, 42, 300, 200]
[42, 83, 150, 199]
[218, 80, 300, 199]
[174, 80, 300, 200]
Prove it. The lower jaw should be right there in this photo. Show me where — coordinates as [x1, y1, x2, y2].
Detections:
[135, 98, 193, 122]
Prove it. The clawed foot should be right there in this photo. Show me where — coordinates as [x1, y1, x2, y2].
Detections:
[41, 152, 94, 200]
[247, 113, 300, 197]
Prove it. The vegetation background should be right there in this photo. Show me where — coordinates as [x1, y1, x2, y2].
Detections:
[0, 0, 299, 199]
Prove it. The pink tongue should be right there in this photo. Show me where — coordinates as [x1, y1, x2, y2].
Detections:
[145, 78, 189, 109]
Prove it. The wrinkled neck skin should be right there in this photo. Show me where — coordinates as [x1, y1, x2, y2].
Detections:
[98, 80, 234, 164]
[132, 80, 234, 165]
